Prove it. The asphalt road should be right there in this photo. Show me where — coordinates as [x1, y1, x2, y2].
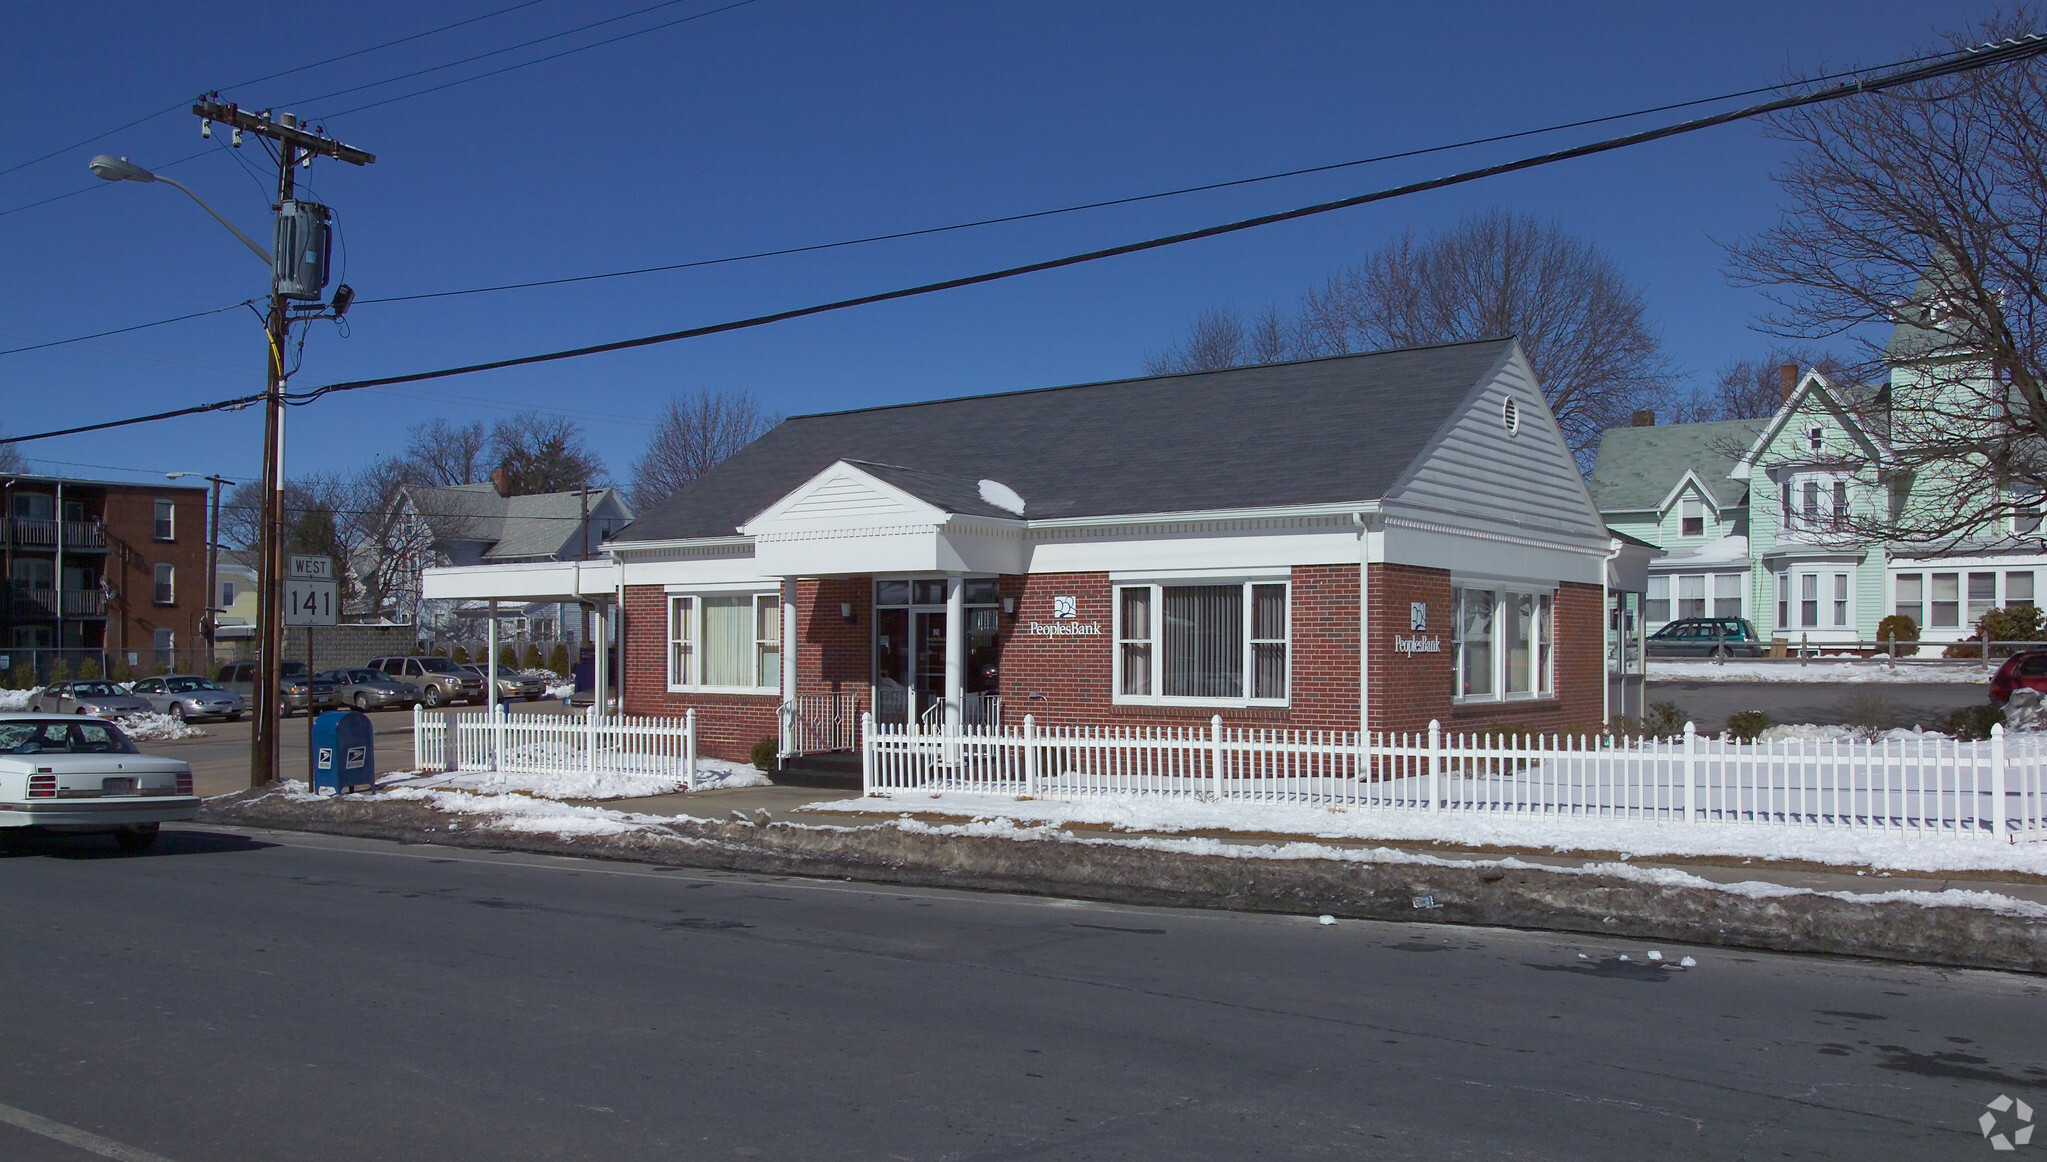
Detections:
[1645, 681, 1990, 735]
[3, 826, 2041, 1160]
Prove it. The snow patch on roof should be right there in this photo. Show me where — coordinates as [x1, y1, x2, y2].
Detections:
[977, 478, 1026, 516]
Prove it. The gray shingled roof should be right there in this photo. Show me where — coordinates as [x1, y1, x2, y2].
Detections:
[1586, 419, 1764, 514]
[408, 484, 631, 561]
[613, 338, 1518, 544]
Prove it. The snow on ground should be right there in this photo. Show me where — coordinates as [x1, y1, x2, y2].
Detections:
[115, 711, 209, 741]
[0, 687, 38, 711]
[1649, 659, 1990, 683]
[383, 753, 770, 801]
[814, 790, 2047, 878]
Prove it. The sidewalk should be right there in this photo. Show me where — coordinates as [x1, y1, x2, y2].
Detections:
[580, 784, 2047, 907]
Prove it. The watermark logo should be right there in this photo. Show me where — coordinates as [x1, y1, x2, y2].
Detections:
[1982, 1094, 2034, 1151]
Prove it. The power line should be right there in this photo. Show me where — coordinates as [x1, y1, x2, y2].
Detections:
[0, 300, 252, 358]
[6, 33, 2042, 448]
[298, 0, 760, 120]
[10, 48, 1948, 359]
[0, 0, 557, 183]
[356, 49, 1955, 309]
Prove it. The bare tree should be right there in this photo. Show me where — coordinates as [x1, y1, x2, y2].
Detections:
[0, 428, 25, 474]
[1292, 211, 1671, 463]
[1144, 307, 1249, 375]
[1673, 346, 1852, 422]
[631, 388, 775, 508]
[1726, 10, 2047, 547]
[400, 418, 489, 486]
[488, 412, 604, 496]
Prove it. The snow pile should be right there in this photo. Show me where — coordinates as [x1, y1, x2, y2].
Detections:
[1755, 723, 1956, 744]
[1650, 659, 1988, 684]
[388, 754, 770, 801]
[114, 711, 208, 741]
[818, 790, 2047, 878]
[977, 478, 1026, 516]
[878, 814, 2047, 917]
[0, 687, 39, 711]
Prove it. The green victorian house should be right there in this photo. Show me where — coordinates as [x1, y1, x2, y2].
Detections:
[1589, 351, 2043, 650]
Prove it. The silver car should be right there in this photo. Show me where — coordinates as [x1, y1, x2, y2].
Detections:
[129, 674, 246, 722]
[317, 668, 422, 712]
[29, 680, 154, 718]
[461, 665, 548, 702]
[0, 714, 197, 852]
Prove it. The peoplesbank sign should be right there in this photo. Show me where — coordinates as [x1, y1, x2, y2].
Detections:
[1028, 595, 1104, 638]
[1394, 600, 1441, 657]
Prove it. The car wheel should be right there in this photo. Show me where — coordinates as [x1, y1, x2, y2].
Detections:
[423, 686, 443, 708]
[170, 703, 188, 722]
[113, 824, 158, 854]
[228, 712, 242, 722]
[354, 693, 371, 711]
[1710, 646, 1730, 659]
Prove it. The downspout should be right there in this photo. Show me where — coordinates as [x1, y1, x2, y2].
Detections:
[1601, 535, 1622, 727]
[1352, 509, 1381, 737]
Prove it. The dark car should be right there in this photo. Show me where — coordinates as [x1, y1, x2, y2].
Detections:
[214, 661, 338, 716]
[1645, 617, 1766, 658]
[1990, 650, 2047, 704]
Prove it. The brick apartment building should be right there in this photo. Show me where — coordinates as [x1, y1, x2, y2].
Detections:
[3, 473, 209, 674]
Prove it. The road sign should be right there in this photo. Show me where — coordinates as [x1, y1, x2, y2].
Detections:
[289, 555, 333, 580]
[285, 579, 338, 626]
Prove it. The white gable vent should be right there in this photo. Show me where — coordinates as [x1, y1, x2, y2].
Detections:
[1502, 396, 1521, 435]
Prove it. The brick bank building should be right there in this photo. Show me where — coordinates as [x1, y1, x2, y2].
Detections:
[431, 339, 1614, 762]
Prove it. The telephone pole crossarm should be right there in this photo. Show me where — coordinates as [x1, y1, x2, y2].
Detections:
[191, 98, 376, 167]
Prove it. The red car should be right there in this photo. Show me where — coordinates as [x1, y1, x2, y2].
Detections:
[1988, 650, 2047, 704]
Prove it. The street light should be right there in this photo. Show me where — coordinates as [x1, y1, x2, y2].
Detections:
[88, 155, 268, 264]
[167, 472, 232, 670]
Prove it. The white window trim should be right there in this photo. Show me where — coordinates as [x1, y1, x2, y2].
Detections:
[665, 590, 781, 694]
[153, 498, 175, 541]
[1780, 568, 1856, 631]
[1111, 579, 1290, 708]
[1450, 583, 1557, 705]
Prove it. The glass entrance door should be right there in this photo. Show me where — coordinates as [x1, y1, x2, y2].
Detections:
[872, 577, 1005, 725]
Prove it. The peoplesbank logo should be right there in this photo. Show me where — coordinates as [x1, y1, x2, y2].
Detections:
[1983, 1095, 2035, 1150]
[1029, 595, 1101, 637]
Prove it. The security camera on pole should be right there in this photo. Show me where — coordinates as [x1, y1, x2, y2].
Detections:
[94, 97, 373, 786]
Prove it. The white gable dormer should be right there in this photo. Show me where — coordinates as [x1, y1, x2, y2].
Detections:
[741, 460, 1025, 576]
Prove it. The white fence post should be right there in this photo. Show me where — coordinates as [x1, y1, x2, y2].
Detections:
[1427, 720, 1441, 812]
[1993, 722, 2008, 841]
[1210, 714, 1225, 802]
[861, 711, 876, 796]
[1683, 720, 1697, 824]
[585, 705, 597, 778]
[413, 704, 424, 771]
[684, 707, 697, 793]
[1024, 714, 1038, 797]
[492, 702, 505, 774]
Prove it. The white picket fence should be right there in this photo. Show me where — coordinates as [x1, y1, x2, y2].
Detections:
[414, 706, 701, 790]
[780, 692, 862, 760]
[862, 713, 2047, 842]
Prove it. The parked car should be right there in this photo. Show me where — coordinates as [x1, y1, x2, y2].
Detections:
[129, 674, 245, 722]
[1644, 617, 1766, 658]
[365, 656, 485, 708]
[0, 714, 197, 852]
[1989, 650, 2047, 704]
[214, 661, 337, 716]
[316, 668, 422, 712]
[29, 680, 153, 718]
[460, 664, 548, 703]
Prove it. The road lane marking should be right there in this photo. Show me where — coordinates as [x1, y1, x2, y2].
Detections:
[0, 1101, 177, 1162]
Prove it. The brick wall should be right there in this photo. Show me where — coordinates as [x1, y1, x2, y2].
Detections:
[620, 562, 1604, 758]
[103, 485, 207, 661]
[1368, 562, 1603, 737]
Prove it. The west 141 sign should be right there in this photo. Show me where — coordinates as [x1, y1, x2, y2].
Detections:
[285, 555, 338, 627]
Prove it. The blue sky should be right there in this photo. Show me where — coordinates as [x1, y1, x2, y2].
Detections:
[0, 0, 1997, 490]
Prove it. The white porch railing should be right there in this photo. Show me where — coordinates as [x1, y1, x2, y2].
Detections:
[414, 706, 701, 790]
[780, 692, 862, 759]
[861, 714, 2047, 842]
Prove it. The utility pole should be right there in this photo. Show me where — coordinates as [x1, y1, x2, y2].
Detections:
[191, 97, 373, 787]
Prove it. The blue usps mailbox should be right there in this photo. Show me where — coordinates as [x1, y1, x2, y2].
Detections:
[310, 709, 375, 794]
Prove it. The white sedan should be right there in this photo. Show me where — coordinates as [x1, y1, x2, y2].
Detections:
[0, 714, 198, 853]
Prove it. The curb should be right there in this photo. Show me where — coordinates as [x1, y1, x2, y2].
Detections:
[200, 794, 2047, 975]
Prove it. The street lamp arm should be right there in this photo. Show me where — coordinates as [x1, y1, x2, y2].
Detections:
[151, 175, 269, 264]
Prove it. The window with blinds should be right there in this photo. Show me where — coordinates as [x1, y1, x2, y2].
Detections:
[667, 592, 781, 690]
[1452, 585, 1555, 702]
[1114, 581, 1288, 705]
